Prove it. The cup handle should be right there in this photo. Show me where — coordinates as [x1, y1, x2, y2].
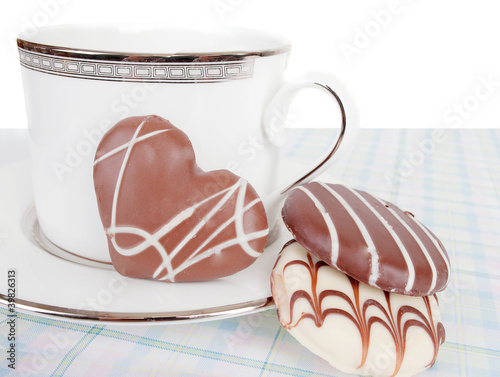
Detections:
[262, 71, 357, 197]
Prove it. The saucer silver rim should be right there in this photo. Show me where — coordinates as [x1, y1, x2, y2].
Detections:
[0, 294, 274, 324]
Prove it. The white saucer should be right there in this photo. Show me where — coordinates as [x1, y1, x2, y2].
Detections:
[0, 154, 288, 325]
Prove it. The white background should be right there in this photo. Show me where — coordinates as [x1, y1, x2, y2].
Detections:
[1, 0, 499, 129]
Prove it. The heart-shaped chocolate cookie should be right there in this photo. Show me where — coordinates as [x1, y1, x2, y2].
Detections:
[93, 115, 269, 282]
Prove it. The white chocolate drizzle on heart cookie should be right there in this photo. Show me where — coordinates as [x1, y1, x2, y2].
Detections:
[93, 115, 269, 282]
[282, 182, 450, 296]
[271, 242, 445, 377]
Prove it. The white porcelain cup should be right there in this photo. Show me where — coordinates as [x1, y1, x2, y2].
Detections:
[18, 25, 357, 263]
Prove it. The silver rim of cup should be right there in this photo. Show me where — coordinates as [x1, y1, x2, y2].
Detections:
[17, 33, 291, 83]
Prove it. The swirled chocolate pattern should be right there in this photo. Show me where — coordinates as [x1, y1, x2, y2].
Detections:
[282, 182, 450, 296]
[94, 115, 268, 282]
[271, 242, 445, 377]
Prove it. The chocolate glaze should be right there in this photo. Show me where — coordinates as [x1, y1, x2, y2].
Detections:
[282, 182, 450, 296]
[93, 115, 269, 282]
[272, 244, 445, 376]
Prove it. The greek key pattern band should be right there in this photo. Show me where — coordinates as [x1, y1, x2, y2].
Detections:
[18, 48, 254, 83]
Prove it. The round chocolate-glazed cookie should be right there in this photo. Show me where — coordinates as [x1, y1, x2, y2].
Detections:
[271, 241, 445, 377]
[282, 182, 450, 296]
[93, 115, 269, 282]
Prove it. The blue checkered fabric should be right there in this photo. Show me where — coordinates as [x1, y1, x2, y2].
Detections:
[1, 129, 500, 376]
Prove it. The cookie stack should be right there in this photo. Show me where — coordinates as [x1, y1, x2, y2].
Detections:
[271, 182, 450, 377]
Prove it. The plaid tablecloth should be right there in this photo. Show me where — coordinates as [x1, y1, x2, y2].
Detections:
[1, 128, 500, 376]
